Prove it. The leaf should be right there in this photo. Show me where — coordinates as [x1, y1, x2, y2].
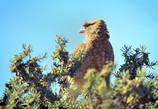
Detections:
[84, 69, 96, 80]
[127, 95, 134, 103]
[97, 82, 106, 94]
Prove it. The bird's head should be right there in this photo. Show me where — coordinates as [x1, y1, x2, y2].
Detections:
[79, 19, 109, 39]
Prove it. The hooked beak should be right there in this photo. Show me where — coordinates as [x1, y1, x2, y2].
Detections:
[79, 27, 85, 34]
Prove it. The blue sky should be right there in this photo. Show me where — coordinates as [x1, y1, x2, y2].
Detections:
[0, 0, 158, 96]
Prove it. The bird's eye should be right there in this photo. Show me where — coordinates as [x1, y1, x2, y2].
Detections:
[84, 23, 95, 28]
[84, 24, 91, 27]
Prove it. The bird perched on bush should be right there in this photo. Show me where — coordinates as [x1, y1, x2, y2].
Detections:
[60, 19, 114, 100]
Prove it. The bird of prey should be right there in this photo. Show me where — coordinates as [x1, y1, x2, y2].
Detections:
[59, 19, 114, 100]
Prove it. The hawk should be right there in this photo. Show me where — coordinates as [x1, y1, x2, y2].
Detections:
[59, 19, 114, 100]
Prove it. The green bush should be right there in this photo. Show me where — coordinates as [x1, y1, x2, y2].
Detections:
[0, 35, 157, 109]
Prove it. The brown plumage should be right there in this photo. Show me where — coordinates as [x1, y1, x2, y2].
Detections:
[59, 19, 114, 100]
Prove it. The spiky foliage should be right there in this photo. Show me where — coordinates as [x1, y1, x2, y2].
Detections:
[81, 62, 119, 109]
[113, 45, 158, 108]
[0, 35, 157, 109]
[117, 45, 157, 80]
[4, 43, 59, 109]
[51, 35, 82, 85]
[0, 35, 83, 109]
